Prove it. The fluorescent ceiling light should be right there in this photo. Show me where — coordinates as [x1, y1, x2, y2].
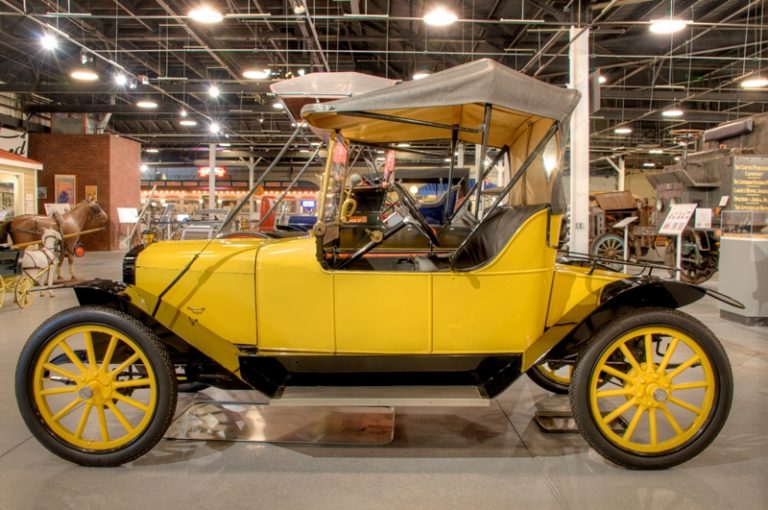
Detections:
[273, 101, 284, 109]
[218, 143, 231, 147]
[70, 68, 99, 81]
[643, 162, 656, 168]
[674, 156, 681, 161]
[208, 84, 220, 98]
[613, 127, 632, 135]
[649, 149, 664, 154]
[179, 119, 198, 127]
[649, 18, 689, 34]
[424, 7, 458, 27]
[136, 99, 158, 109]
[661, 108, 684, 118]
[243, 68, 270, 80]
[740, 76, 768, 89]
[396, 143, 411, 147]
[145, 148, 159, 154]
[40, 33, 58, 50]
[412, 72, 430, 80]
[189, 6, 224, 24]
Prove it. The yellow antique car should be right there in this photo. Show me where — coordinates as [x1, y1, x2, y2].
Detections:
[16, 60, 739, 470]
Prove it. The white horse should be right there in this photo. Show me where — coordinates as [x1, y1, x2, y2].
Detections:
[20, 228, 62, 298]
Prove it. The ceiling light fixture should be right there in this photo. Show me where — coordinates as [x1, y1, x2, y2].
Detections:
[740, 76, 768, 89]
[242, 68, 270, 80]
[598, 75, 607, 84]
[70, 68, 99, 81]
[272, 101, 284, 109]
[614, 127, 632, 135]
[114, 73, 128, 86]
[189, 6, 224, 24]
[40, 33, 58, 50]
[145, 148, 159, 154]
[209, 122, 221, 134]
[643, 162, 656, 168]
[662, 108, 684, 118]
[208, 84, 220, 98]
[136, 99, 158, 109]
[180, 108, 188, 117]
[649, 149, 664, 154]
[179, 119, 198, 127]
[140, 164, 149, 172]
[412, 71, 431, 80]
[219, 143, 231, 147]
[424, 6, 458, 27]
[649, 18, 689, 34]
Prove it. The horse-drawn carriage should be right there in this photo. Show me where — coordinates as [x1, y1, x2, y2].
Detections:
[0, 248, 35, 308]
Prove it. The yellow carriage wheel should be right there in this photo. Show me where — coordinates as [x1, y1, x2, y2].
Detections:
[570, 308, 732, 469]
[15, 275, 35, 308]
[15, 306, 177, 466]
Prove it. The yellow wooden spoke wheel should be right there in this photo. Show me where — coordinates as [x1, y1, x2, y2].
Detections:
[16, 306, 177, 466]
[15, 275, 35, 308]
[570, 308, 732, 469]
[526, 361, 573, 394]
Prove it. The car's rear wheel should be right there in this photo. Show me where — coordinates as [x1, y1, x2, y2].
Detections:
[570, 308, 732, 469]
[16, 306, 177, 466]
[526, 362, 573, 394]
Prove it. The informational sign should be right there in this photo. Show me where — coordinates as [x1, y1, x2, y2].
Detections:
[732, 156, 768, 212]
[613, 216, 638, 229]
[117, 207, 139, 224]
[695, 208, 713, 229]
[659, 203, 697, 236]
[719, 195, 729, 207]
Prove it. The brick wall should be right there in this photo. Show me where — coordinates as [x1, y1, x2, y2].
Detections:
[29, 134, 141, 250]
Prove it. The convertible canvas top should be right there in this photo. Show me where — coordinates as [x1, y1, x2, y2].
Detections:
[270, 72, 397, 121]
[302, 59, 580, 148]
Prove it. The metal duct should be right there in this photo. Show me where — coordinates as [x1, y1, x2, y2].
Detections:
[703, 118, 754, 142]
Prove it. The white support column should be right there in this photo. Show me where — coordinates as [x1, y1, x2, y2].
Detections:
[606, 156, 626, 191]
[208, 143, 217, 209]
[569, 26, 590, 254]
[247, 156, 256, 217]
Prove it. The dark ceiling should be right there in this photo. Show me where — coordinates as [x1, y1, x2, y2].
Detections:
[0, 0, 765, 175]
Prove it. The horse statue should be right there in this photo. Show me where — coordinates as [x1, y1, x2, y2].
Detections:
[0, 200, 108, 280]
[20, 228, 63, 298]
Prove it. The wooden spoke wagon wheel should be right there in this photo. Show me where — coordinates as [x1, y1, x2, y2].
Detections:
[0, 274, 6, 309]
[15, 275, 35, 308]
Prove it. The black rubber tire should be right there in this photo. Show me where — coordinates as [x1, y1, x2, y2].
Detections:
[569, 308, 733, 470]
[526, 363, 571, 394]
[15, 306, 178, 467]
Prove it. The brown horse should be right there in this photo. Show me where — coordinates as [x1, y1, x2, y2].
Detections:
[0, 200, 108, 280]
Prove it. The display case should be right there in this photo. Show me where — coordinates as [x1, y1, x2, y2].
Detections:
[719, 210, 768, 326]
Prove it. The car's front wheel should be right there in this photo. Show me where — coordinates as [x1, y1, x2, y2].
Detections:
[570, 308, 732, 469]
[16, 306, 177, 466]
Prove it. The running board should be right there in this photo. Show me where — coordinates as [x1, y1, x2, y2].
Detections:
[270, 386, 489, 407]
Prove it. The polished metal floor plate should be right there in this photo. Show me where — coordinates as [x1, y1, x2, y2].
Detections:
[165, 402, 395, 445]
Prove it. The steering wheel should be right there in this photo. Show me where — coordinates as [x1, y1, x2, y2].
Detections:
[392, 182, 440, 247]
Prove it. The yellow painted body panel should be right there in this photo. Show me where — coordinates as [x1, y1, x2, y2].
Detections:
[256, 237, 334, 353]
[131, 239, 264, 374]
[334, 272, 431, 353]
[128, 211, 626, 376]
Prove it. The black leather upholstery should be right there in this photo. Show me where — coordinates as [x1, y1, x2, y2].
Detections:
[450, 204, 548, 270]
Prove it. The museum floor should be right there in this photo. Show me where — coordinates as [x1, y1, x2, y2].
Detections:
[0, 252, 766, 510]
